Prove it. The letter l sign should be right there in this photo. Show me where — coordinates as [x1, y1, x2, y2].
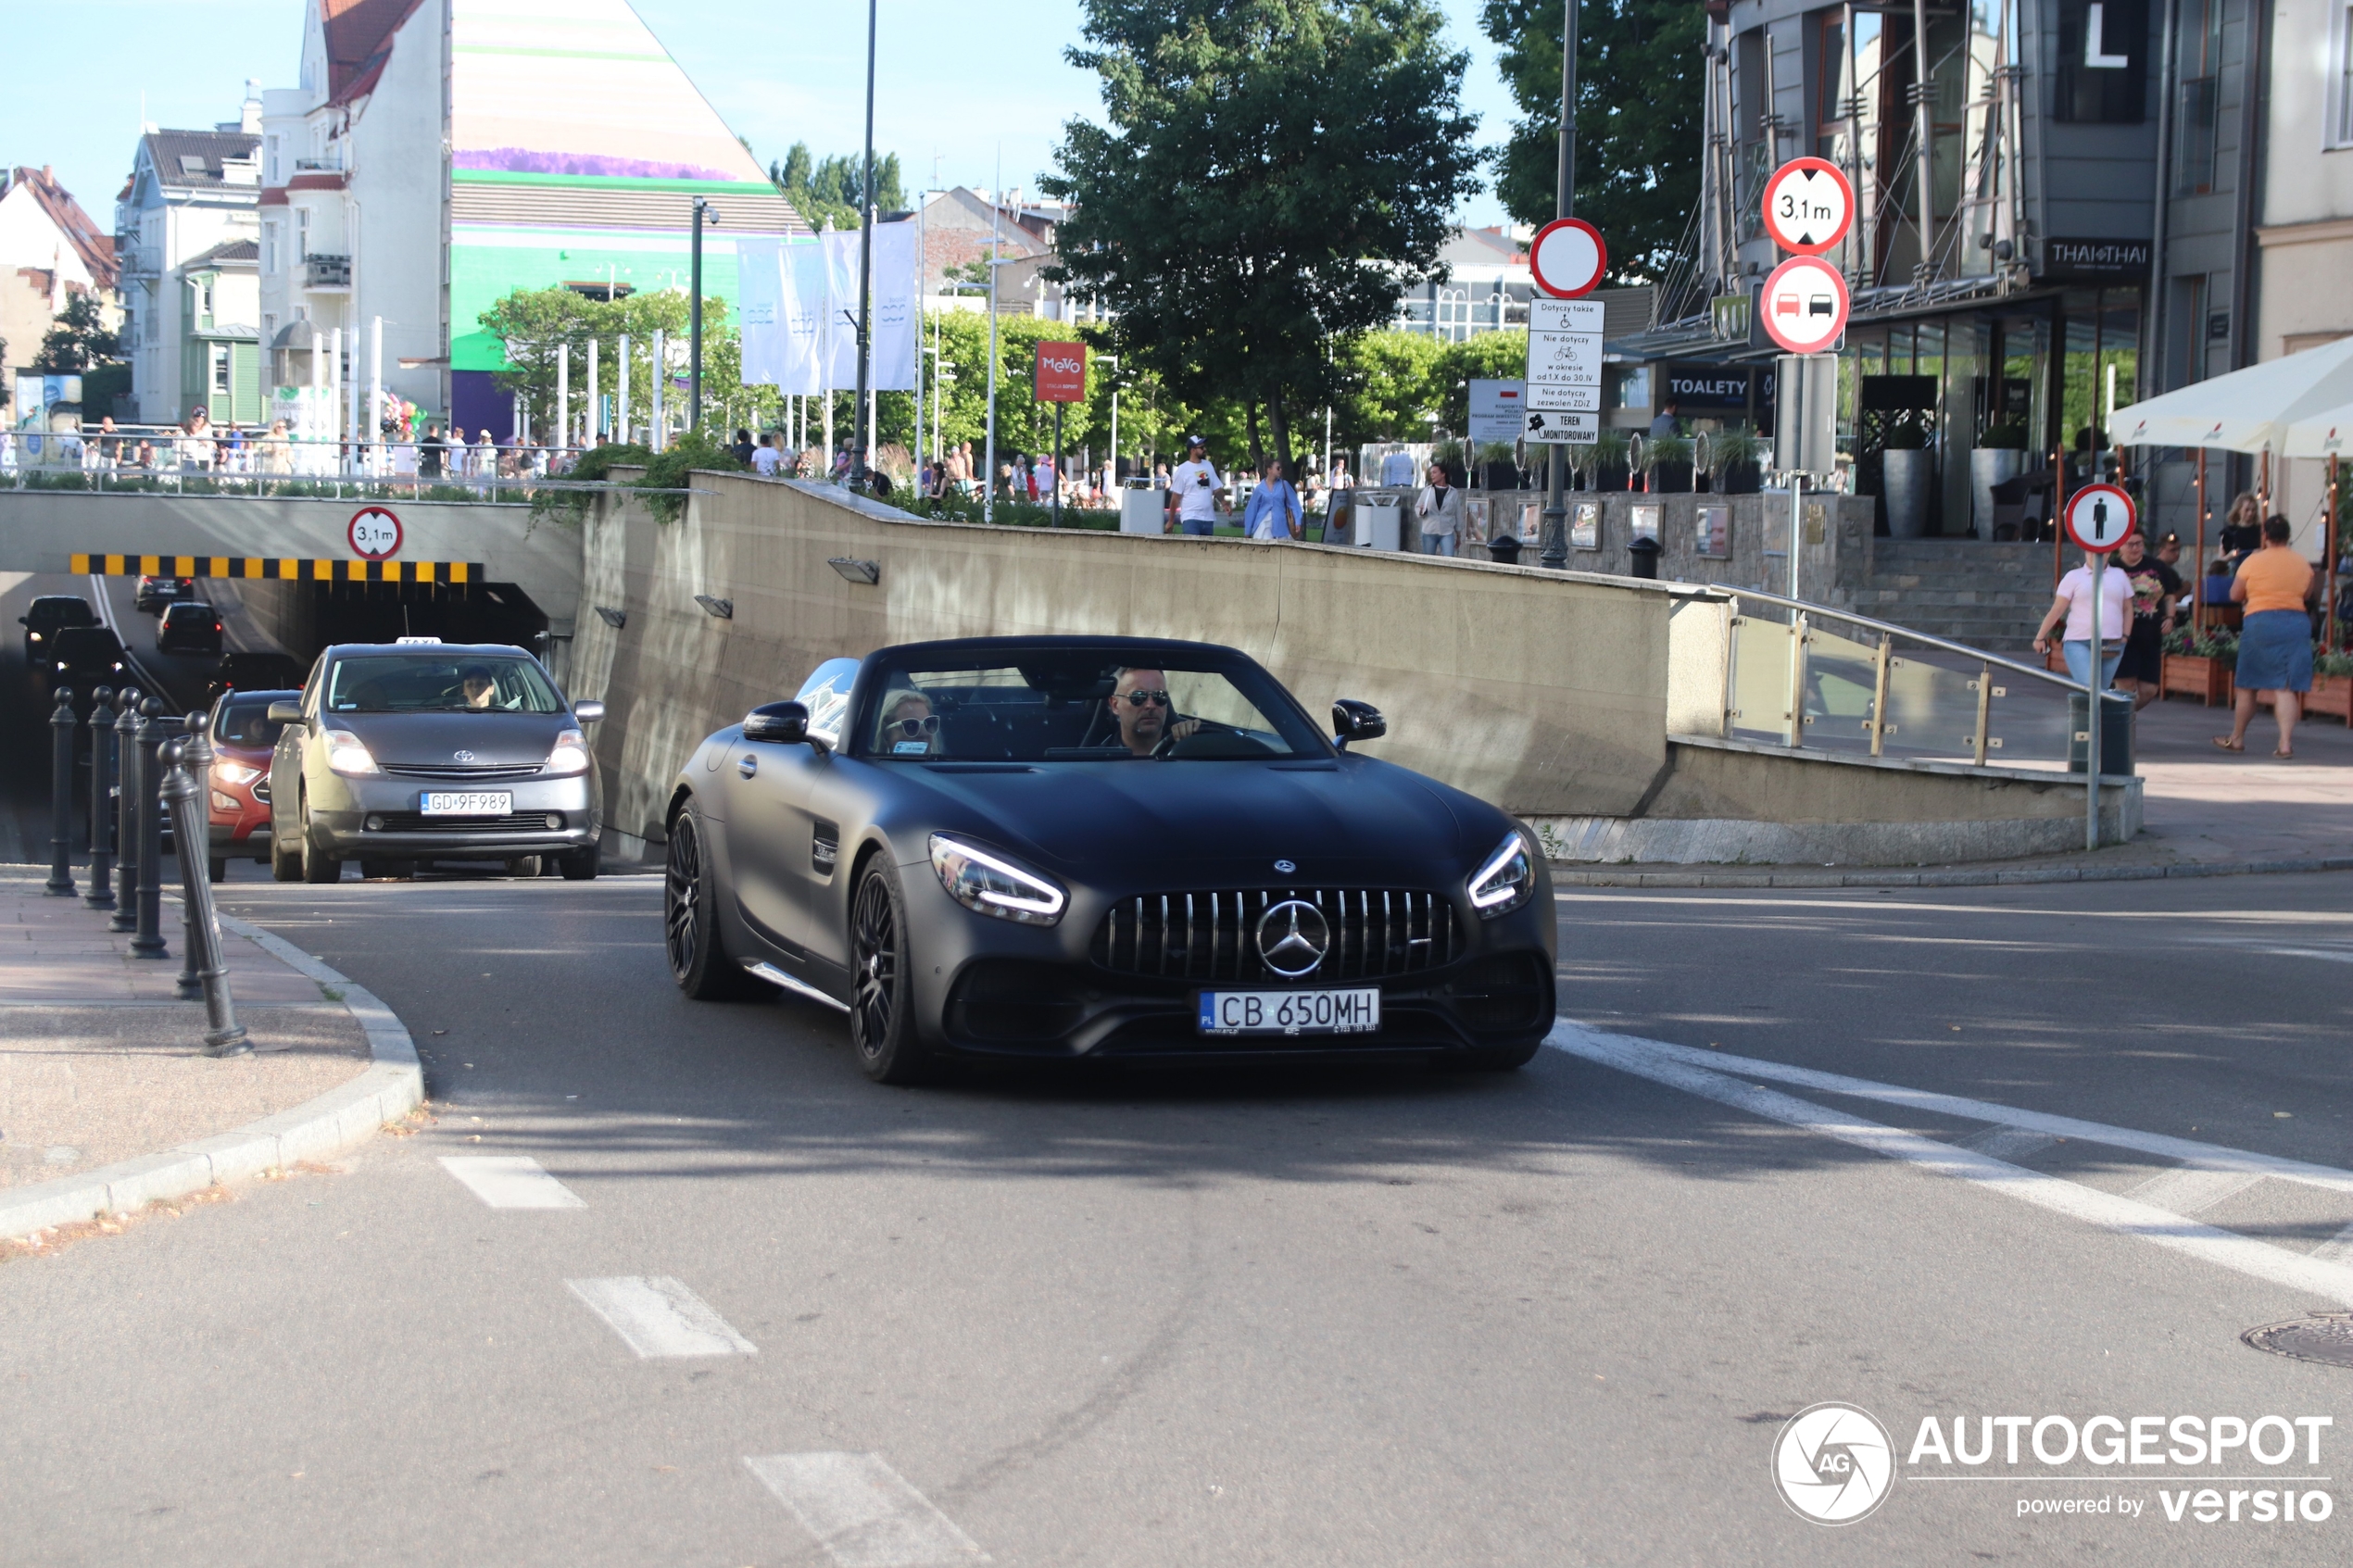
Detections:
[2085, 3, 2129, 69]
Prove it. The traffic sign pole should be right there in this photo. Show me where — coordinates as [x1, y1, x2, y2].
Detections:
[2058, 483, 2136, 851]
[1540, 0, 1581, 571]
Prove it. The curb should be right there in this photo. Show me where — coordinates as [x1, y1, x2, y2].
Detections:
[1549, 853, 2353, 890]
[0, 910, 423, 1242]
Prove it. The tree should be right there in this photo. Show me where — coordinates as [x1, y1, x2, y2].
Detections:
[1481, 0, 1703, 282]
[1043, 0, 1482, 477]
[32, 293, 121, 373]
[476, 286, 788, 440]
[772, 143, 905, 230]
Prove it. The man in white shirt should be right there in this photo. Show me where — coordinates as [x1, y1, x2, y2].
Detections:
[1167, 435, 1226, 536]
[1378, 447, 1417, 487]
[752, 433, 784, 476]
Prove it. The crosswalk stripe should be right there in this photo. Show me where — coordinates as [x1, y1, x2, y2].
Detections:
[566, 1276, 756, 1359]
[437, 1154, 585, 1210]
[2122, 1166, 2269, 1217]
[745, 1452, 988, 1567]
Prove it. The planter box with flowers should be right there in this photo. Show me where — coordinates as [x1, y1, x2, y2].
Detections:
[2160, 626, 2237, 706]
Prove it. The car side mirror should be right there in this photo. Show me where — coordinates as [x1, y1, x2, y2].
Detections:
[267, 699, 303, 724]
[744, 699, 824, 750]
[573, 699, 606, 723]
[1332, 698, 1386, 751]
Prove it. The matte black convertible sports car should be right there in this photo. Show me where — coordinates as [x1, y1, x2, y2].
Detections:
[663, 637, 1556, 1082]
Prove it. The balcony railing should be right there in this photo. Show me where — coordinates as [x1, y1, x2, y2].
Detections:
[304, 254, 351, 288]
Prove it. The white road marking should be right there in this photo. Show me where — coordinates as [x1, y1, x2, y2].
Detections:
[437, 1155, 585, 1210]
[2313, 1221, 2353, 1267]
[1547, 1023, 2353, 1308]
[1956, 1126, 2057, 1161]
[1570, 1030, 2353, 1198]
[2123, 1166, 2270, 1217]
[745, 1452, 988, 1567]
[565, 1276, 756, 1358]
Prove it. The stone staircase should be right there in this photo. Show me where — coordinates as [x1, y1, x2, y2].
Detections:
[1851, 539, 2057, 653]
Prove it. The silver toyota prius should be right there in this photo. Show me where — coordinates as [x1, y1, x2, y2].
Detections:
[266, 639, 604, 883]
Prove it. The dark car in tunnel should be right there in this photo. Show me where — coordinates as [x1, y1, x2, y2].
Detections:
[661, 637, 1557, 1085]
[134, 575, 194, 614]
[20, 595, 96, 666]
[208, 651, 308, 701]
[267, 640, 604, 883]
[44, 626, 130, 704]
[157, 602, 224, 657]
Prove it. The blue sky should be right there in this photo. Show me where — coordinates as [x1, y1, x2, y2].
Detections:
[6, 0, 1520, 231]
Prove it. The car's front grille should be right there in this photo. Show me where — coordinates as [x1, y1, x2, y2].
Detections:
[1091, 888, 1458, 984]
[369, 811, 565, 834]
[381, 763, 544, 780]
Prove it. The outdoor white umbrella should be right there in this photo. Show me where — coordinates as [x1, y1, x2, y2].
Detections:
[2282, 399, 2353, 459]
[2109, 334, 2353, 452]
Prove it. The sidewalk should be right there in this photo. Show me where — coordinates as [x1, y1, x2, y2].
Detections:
[0, 871, 422, 1236]
[1554, 694, 2353, 888]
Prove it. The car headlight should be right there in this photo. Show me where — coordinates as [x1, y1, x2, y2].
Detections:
[323, 729, 379, 776]
[211, 760, 259, 786]
[928, 833, 1066, 925]
[27, 632, 40, 642]
[1466, 830, 1535, 917]
[544, 727, 591, 775]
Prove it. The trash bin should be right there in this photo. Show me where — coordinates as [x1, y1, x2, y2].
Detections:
[2067, 689, 2135, 775]
[1628, 536, 1662, 580]
[1486, 532, 1523, 566]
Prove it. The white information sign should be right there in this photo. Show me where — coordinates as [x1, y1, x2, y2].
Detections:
[1525, 298, 1604, 414]
[1522, 408, 1597, 444]
[1467, 380, 1527, 446]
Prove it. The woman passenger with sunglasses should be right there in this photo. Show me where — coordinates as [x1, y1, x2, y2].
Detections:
[878, 692, 944, 756]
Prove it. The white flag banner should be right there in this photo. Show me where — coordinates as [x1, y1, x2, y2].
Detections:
[822, 230, 861, 388]
[865, 221, 920, 392]
[733, 237, 786, 388]
[779, 238, 830, 395]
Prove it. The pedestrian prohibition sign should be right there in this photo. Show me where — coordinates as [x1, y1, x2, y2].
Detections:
[2062, 483, 2136, 553]
[1761, 157, 1855, 255]
[1758, 255, 1849, 354]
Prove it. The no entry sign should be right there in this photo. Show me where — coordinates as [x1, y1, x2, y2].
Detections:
[1529, 219, 1607, 300]
[1034, 341, 1087, 403]
[1758, 256, 1849, 354]
[2062, 483, 2136, 552]
[1761, 158, 1855, 255]
[348, 505, 403, 559]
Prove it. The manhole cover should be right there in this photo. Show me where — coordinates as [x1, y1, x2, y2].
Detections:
[2243, 1312, 2353, 1369]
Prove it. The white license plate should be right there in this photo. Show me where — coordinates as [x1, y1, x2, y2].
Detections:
[422, 791, 511, 816]
[1197, 988, 1380, 1037]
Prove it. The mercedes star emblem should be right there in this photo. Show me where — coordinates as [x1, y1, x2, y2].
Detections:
[1256, 898, 1330, 978]
[452, 749, 476, 762]
[1273, 859, 1296, 874]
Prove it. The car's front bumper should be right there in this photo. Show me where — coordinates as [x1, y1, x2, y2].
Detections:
[305, 772, 599, 859]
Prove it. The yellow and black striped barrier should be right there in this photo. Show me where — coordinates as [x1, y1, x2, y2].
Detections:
[70, 553, 482, 584]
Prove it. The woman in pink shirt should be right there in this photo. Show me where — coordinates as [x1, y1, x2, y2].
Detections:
[2031, 550, 2135, 688]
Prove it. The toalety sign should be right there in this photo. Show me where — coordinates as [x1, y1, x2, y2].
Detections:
[1775, 1405, 2337, 1526]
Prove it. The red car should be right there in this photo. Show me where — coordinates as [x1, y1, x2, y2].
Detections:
[206, 687, 298, 880]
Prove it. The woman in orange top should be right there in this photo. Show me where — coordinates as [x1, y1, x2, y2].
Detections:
[2216, 515, 2317, 757]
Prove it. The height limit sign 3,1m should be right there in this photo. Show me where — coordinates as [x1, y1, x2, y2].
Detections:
[1523, 298, 1604, 444]
[1761, 157, 1855, 256]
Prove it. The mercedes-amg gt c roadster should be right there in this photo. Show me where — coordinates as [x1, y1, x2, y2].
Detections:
[662, 636, 1556, 1082]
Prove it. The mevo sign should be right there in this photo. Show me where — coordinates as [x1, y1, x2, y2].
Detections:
[1035, 341, 1088, 404]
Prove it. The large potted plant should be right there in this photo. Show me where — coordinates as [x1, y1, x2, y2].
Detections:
[1590, 428, 1631, 492]
[1711, 423, 1764, 495]
[1646, 433, 1694, 493]
[1475, 441, 1520, 491]
[1970, 420, 2028, 539]
[2159, 624, 2236, 706]
[1880, 422, 1932, 537]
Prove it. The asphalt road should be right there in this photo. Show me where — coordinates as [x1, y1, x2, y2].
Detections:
[3, 867, 2347, 1565]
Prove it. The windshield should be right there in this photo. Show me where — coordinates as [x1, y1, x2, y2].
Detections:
[323, 653, 565, 714]
[216, 696, 293, 746]
[855, 651, 1324, 761]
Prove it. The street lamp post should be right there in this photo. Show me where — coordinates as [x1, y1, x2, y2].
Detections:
[851, 0, 879, 490]
[1540, 0, 1580, 571]
[1099, 354, 1120, 487]
[689, 197, 719, 433]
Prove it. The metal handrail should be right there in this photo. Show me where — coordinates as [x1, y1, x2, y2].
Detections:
[1721, 582, 2077, 693]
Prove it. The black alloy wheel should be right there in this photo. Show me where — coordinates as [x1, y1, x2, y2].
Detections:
[849, 859, 928, 1084]
[663, 804, 769, 999]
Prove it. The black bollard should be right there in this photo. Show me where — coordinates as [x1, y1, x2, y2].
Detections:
[84, 686, 117, 909]
[46, 687, 78, 896]
[132, 699, 170, 959]
[161, 724, 249, 1056]
[110, 689, 142, 931]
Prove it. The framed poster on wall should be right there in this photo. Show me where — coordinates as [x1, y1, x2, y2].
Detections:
[1695, 504, 1730, 558]
[1571, 501, 1601, 549]
[1630, 504, 1661, 543]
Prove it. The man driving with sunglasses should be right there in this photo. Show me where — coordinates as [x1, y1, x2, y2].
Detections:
[1107, 666, 1202, 757]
